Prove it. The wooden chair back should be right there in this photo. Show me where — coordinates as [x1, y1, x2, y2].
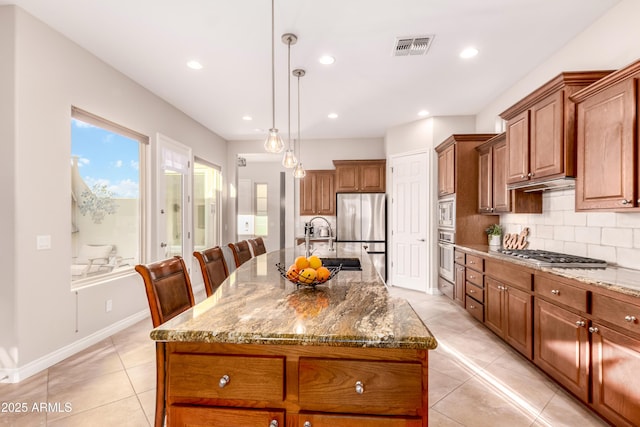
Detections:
[228, 240, 253, 267]
[249, 237, 267, 256]
[193, 246, 229, 297]
[134, 256, 195, 328]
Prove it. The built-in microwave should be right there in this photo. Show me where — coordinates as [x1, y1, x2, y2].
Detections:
[437, 195, 455, 229]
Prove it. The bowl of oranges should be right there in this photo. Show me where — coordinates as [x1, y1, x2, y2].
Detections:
[276, 255, 340, 287]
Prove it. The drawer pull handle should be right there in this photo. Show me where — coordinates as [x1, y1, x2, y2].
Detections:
[589, 327, 599, 334]
[625, 315, 637, 323]
[218, 374, 230, 388]
[303, 422, 311, 427]
[469, 305, 475, 309]
[355, 381, 365, 394]
[469, 289, 474, 293]
[469, 275, 474, 279]
[551, 289, 560, 295]
[469, 261, 475, 264]
[621, 199, 631, 205]
[575, 320, 586, 327]
[270, 421, 279, 427]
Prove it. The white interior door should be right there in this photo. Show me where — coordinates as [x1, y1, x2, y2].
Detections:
[157, 134, 192, 269]
[390, 152, 429, 291]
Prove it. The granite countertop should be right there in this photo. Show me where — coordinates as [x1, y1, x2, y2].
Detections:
[151, 243, 437, 350]
[457, 244, 640, 298]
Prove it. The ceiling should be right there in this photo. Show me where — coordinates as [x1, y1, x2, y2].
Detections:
[3, 0, 620, 141]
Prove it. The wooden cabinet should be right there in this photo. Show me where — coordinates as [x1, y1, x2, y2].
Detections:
[477, 133, 541, 214]
[300, 170, 335, 215]
[333, 160, 385, 193]
[454, 263, 465, 307]
[437, 144, 455, 197]
[484, 260, 533, 359]
[170, 405, 285, 427]
[297, 413, 423, 427]
[500, 71, 612, 187]
[571, 61, 640, 211]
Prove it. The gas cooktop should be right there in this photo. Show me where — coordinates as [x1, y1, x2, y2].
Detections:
[495, 249, 607, 268]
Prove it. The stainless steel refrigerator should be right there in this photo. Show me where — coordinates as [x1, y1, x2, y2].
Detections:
[336, 193, 386, 280]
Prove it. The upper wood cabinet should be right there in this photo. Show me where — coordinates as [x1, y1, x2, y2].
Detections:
[477, 133, 542, 214]
[300, 170, 335, 216]
[571, 60, 640, 211]
[437, 144, 455, 197]
[500, 71, 612, 187]
[333, 160, 386, 193]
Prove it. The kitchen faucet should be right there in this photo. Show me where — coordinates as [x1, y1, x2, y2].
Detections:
[306, 216, 335, 253]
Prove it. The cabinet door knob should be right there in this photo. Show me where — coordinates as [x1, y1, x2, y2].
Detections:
[551, 289, 560, 295]
[527, 172, 533, 177]
[576, 320, 586, 327]
[469, 275, 474, 279]
[218, 374, 230, 388]
[355, 381, 365, 394]
[621, 199, 631, 205]
[589, 326, 599, 334]
[469, 304, 475, 309]
[625, 315, 637, 323]
[303, 422, 312, 427]
[270, 421, 279, 427]
[469, 261, 474, 264]
[469, 289, 475, 293]
[520, 174, 526, 179]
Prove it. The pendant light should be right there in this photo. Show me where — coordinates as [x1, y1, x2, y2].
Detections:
[281, 33, 298, 168]
[264, 0, 284, 153]
[292, 68, 306, 179]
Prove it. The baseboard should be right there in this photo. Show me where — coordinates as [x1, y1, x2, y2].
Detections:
[0, 309, 149, 384]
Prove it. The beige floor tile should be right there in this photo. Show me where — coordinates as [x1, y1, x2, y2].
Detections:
[126, 360, 156, 394]
[137, 388, 157, 426]
[432, 376, 539, 427]
[46, 396, 149, 427]
[46, 369, 135, 422]
[429, 347, 478, 383]
[47, 339, 123, 387]
[429, 368, 466, 405]
[532, 389, 608, 427]
[113, 340, 156, 370]
[0, 370, 48, 426]
[428, 408, 465, 426]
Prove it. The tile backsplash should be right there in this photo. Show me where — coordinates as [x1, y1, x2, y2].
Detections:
[500, 189, 640, 270]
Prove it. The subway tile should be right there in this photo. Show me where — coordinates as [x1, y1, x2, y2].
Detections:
[553, 226, 575, 242]
[544, 211, 564, 226]
[586, 212, 616, 227]
[635, 229, 640, 249]
[601, 228, 633, 248]
[528, 214, 546, 225]
[535, 225, 554, 239]
[545, 240, 565, 252]
[616, 212, 640, 228]
[587, 245, 617, 264]
[616, 248, 640, 270]
[564, 242, 587, 257]
[550, 194, 575, 212]
[563, 211, 587, 226]
[575, 227, 601, 245]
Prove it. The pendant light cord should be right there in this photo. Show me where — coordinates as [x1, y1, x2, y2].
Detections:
[287, 37, 292, 150]
[271, 0, 276, 128]
[297, 73, 301, 158]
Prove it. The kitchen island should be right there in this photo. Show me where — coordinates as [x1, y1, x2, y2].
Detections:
[150, 243, 437, 427]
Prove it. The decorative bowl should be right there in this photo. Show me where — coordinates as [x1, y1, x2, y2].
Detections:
[276, 263, 341, 287]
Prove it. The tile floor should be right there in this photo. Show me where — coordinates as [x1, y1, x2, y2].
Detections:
[0, 288, 609, 427]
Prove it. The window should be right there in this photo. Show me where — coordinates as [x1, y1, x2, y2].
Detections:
[254, 183, 268, 236]
[70, 107, 147, 286]
[193, 159, 222, 251]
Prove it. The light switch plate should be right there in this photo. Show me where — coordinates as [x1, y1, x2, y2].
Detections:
[37, 235, 51, 250]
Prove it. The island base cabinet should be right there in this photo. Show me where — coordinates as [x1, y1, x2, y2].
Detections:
[533, 299, 589, 401]
[297, 413, 423, 427]
[591, 323, 640, 427]
[169, 405, 285, 427]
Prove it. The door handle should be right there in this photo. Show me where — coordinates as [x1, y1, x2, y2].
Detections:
[160, 242, 167, 248]
[417, 238, 426, 242]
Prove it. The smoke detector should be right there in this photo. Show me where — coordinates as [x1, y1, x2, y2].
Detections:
[393, 35, 434, 56]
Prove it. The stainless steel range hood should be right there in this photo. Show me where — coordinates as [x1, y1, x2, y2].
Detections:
[508, 177, 576, 193]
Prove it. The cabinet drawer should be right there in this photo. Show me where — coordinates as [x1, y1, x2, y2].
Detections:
[168, 354, 284, 402]
[297, 413, 423, 427]
[486, 260, 532, 291]
[438, 276, 453, 299]
[535, 275, 588, 312]
[454, 250, 465, 264]
[170, 405, 284, 427]
[466, 282, 484, 303]
[465, 296, 484, 322]
[299, 358, 423, 415]
[465, 254, 484, 271]
[592, 293, 640, 335]
[466, 269, 483, 287]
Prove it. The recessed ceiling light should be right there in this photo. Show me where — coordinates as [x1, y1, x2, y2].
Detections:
[328, 113, 338, 119]
[242, 115, 253, 121]
[319, 55, 335, 65]
[418, 110, 430, 117]
[186, 60, 203, 70]
[459, 47, 478, 59]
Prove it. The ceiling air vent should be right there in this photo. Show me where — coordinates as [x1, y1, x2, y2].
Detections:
[393, 35, 434, 56]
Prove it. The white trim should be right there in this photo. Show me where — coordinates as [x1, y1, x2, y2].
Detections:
[0, 310, 149, 384]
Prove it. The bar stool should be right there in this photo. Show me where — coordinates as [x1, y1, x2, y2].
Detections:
[248, 237, 267, 256]
[193, 246, 229, 297]
[228, 240, 253, 267]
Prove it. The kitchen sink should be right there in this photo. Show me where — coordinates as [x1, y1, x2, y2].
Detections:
[320, 257, 362, 271]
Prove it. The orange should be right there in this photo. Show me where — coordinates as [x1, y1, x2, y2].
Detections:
[286, 264, 299, 281]
[307, 255, 322, 269]
[295, 256, 310, 270]
[315, 266, 330, 283]
[297, 268, 317, 284]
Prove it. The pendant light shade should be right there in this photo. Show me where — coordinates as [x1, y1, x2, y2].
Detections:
[264, 0, 284, 153]
[281, 33, 298, 168]
[292, 68, 306, 178]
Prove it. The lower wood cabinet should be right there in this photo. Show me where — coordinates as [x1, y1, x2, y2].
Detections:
[297, 413, 423, 427]
[170, 405, 285, 427]
[454, 264, 465, 307]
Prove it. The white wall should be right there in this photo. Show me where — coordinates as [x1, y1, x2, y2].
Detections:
[2, 5, 228, 382]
